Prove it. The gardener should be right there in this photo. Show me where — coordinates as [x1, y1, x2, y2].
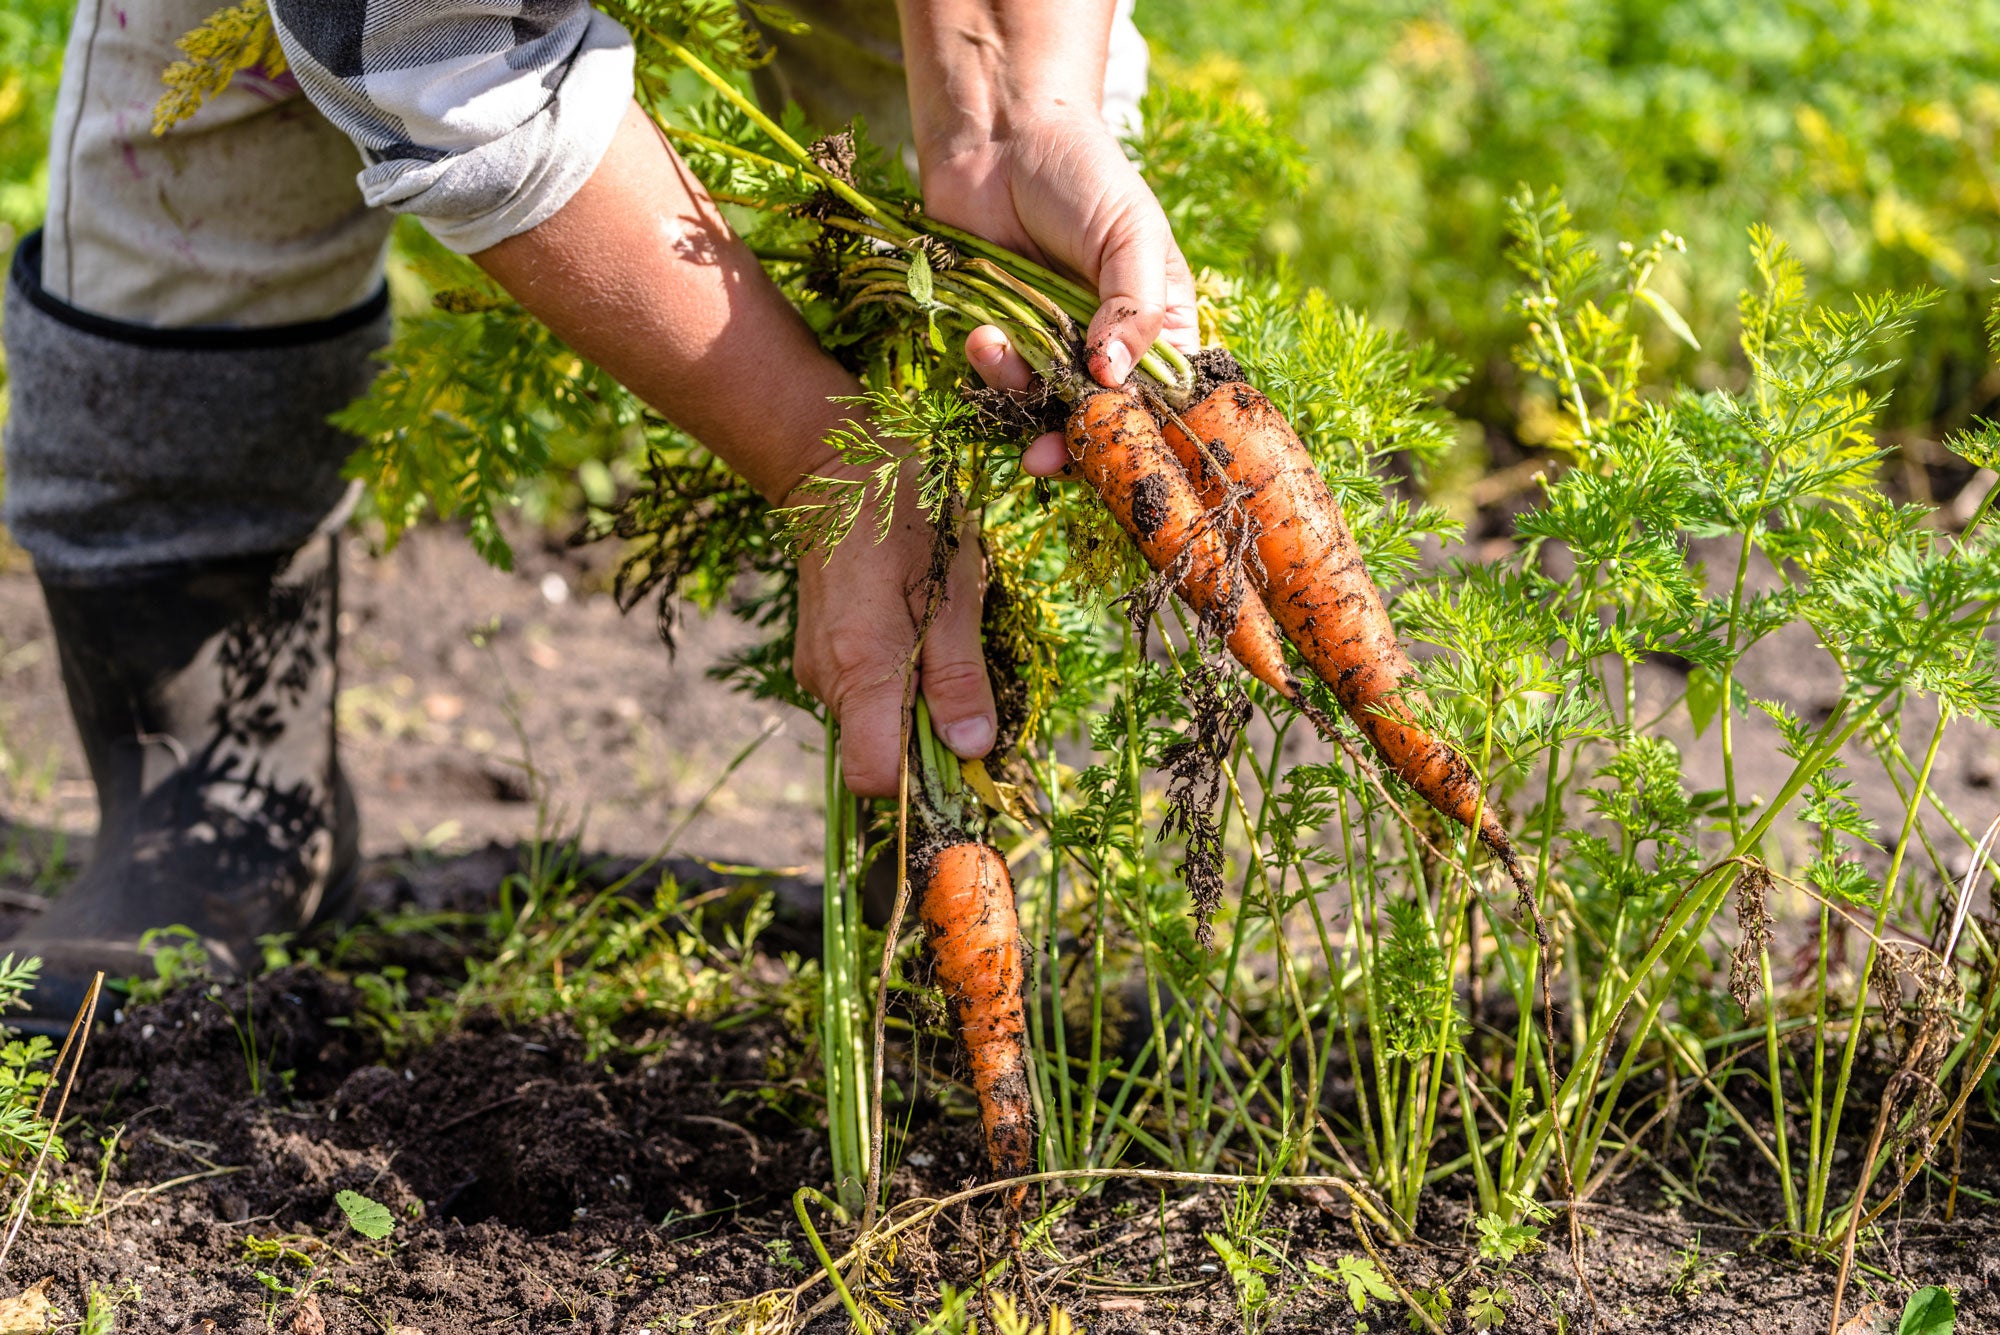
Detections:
[0, 0, 1197, 1026]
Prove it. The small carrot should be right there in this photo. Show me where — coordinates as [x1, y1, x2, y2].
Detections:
[920, 840, 1032, 1207]
[1161, 377, 1511, 858]
[1067, 384, 1302, 700]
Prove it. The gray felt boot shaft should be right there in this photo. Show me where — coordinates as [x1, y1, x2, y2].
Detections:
[3, 231, 389, 579]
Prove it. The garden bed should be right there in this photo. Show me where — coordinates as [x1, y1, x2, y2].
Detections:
[0, 873, 1993, 1335]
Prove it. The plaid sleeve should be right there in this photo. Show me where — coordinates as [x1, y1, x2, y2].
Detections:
[266, 0, 635, 254]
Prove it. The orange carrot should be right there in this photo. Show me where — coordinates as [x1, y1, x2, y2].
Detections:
[920, 841, 1032, 1206]
[1067, 384, 1301, 700]
[1162, 379, 1511, 857]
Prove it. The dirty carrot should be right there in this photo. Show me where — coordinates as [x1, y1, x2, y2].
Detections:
[1160, 373, 1514, 862]
[919, 841, 1032, 1208]
[1066, 383, 1302, 700]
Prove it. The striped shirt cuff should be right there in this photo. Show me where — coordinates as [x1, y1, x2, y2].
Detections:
[270, 3, 636, 254]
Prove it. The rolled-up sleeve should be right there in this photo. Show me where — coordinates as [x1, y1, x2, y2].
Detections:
[266, 0, 635, 254]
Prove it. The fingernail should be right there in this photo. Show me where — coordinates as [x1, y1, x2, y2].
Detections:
[972, 339, 1007, 367]
[940, 715, 995, 756]
[1104, 340, 1133, 384]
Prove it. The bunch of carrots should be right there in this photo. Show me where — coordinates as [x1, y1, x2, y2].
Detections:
[653, 38, 1528, 1203]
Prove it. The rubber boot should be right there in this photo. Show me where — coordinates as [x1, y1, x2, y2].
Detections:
[11, 536, 357, 1029]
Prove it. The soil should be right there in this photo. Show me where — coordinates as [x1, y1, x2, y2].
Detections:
[1, 523, 1998, 1332]
[0, 523, 830, 881]
[0, 936, 1992, 1334]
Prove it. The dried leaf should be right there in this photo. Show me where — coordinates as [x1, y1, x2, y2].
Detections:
[960, 759, 1034, 823]
[0, 1279, 52, 1334]
[1728, 865, 1775, 1012]
[289, 1294, 326, 1335]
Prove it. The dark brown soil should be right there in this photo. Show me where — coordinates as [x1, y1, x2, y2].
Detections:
[0, 916, 1993, 1334]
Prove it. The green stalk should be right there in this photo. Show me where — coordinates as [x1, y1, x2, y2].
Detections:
[820, 716, 871, 1213]
[1081, 783, 1112, 1162]
[1333, 795, 1385, 1180]
[1519, 703, 1875, 1189]
[1037, 739, 1076, 1167]
[1454, 1052, 1501, 1217]
[1120, 629, 1185, 1167]
[793, 1188, 872, 1334]
[1402, 689, 1501, 1219]
[1810, 709, 1949, 1241]
[653, 31, 906, 235]
[1802, 893, 1833, 1245]
[1761, 940, 1801, 1232]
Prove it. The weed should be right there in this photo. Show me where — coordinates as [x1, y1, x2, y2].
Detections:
[78, 1281, 140, 1335]
[1667, 1234, 1726, 1302]
[0, 956, 61, 1194]
[1405, 1285, 1453, 1332]
[1206, 1230, 1277, 1334]
[1466, 1284, 1514, 1332]
[120, 927, 213, 1009]
[334, 1190, 395, 1241]
[1898, 1285, 1957, 1335]
[1312, 1254, 1396, 1320]
[1474, 1213, 1542, 1267]
[763, 1237, 805, 1273]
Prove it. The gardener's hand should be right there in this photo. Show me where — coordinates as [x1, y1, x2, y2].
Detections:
[791, 459, 996, 798]
[901, 2, 1198, 478]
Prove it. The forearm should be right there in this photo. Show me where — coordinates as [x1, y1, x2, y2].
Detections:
[473, 104, 851, 504]
[896, 0, 1115, 158]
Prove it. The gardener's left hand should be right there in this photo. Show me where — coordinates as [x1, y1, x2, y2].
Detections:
[902, 2, 1199, 477]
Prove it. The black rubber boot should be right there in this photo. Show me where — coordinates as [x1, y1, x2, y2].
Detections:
[12, 534, 357, 1029]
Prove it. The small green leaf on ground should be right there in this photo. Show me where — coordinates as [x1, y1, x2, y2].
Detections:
[1309, 1255, 1397, 1314]
[1899, 1286, 1955, 1335]
[335, 1189, 396, 1240]
[1475, 1212, 1542, 1264]
[1468, 1285, 1513, 1331]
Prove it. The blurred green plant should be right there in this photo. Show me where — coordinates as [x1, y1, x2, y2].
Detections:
[0, 0, 66, 251]
[1143, 0, 2000, 468]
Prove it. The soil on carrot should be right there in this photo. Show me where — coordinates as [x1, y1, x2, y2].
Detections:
[0, 849, 1986, 1335]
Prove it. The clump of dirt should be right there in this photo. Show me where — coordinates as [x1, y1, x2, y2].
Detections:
[1188, 346, 1247, 401]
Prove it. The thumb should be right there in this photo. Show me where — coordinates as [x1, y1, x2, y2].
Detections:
[1084, 182, 1171, 388]
[917, 533, 998, 760]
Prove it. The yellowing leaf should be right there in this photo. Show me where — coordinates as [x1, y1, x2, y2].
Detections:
[152, 0, 289, 136]
[961, 759, 1034, 823]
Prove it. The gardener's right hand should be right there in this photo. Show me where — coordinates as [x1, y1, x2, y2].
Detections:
[790, 458, 996, 798]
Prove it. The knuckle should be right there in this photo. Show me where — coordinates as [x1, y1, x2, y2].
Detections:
[921, 657, 989, 701]
[840, 741, 896, 797]
[823, 629, 895, 687]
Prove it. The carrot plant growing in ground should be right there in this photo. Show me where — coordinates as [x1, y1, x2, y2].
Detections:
[302, 3, 2000, 1323]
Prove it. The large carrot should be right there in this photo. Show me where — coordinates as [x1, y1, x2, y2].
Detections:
[1067, 384, 1302, 700]
[1160, 377, 1511, 859]
[919, 840, 1032, 1207]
